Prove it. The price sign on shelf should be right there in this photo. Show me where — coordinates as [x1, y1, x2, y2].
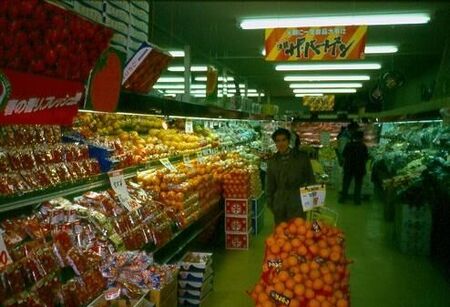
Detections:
[0, 230, 13, 269]
[299, 184, 326, 212]
[108, 170, 133, 211]
[185, 119, 194, 134]
[211, 147, 219, 155]
[183, 155, 192, 167]
[197, 152, 205, 163]
[160, 158, 177, 172]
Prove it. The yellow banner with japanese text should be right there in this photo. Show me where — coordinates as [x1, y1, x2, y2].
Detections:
[265, 26, 367, 61]
[303, 95, 335, 112]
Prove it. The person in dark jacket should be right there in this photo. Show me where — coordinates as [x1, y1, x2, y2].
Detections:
[266, 128, 316, 225]
[339, 130, 369, 205]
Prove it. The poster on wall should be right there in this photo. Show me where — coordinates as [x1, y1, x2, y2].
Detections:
[265, 26, 367, 61]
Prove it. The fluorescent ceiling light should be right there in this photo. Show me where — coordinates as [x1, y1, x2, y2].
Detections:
[157, 77, 185, 83]
[293, 88, 357, 93]
[218, 84, 236, 88]
[165, 90, 185, 94]
[290, 83, 363, 89]
[276, 63, 381, 71]
[247, 93, 265, 97]
[164, 94, 176, 97]
[296, 94, 324, 97]
[240, 13, 431, 29]
[247, 89, 257, 93]
[168, 50, 185, 57]
[194, 94, 206, 98]
[365, 45, 398, 54]
[154, 84, 206, 90]
[168, 66, 208, 72]
[285, 75, 370, 81]
[195, 76, 235, 81]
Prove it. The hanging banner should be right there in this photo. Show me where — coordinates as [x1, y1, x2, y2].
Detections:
[0, 69, 83, 125]
[303, 95, 335, 111]
[265, 26, 367, 61]
[206, 66, 218, 100]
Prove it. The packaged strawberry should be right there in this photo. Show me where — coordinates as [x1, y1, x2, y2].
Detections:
[66, 248, 88, 276]
[54, 163, 73, 182]
[7, 149, 23, 170]
[64, 144, 77, 162]
[4, 262, 26, 294]
[34, 274, 61, 307]
[34, 166, 53, 188]
[20, 148, 38, 170]
[0, 150, 10, 172]
[33, 145, 53, 165]
[52, 231, 74, 266]
[22, 255, 46, 284]
[59, 279, 81, 307]
[20, 170, 41, 190]
[50, 144, 64, 163]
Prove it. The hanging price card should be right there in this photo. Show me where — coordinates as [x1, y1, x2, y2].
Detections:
[0, 230, 13, 269]
[108, 170, 134, 211]
[202, 148, 211, 156]
[160, 158, 177, 172]
[183, 155, 192, 167]
[299, 184, 326, 212]
[185, 119, 193, 134]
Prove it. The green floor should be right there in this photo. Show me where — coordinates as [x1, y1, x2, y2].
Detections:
[204, 191, 450, 307]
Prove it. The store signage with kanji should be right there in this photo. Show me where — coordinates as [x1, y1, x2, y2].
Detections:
[265, 26, 367, 61]
[0, 69, 83, 125]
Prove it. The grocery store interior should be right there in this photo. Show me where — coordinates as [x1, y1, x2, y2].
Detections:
[0, 0, 450, 306]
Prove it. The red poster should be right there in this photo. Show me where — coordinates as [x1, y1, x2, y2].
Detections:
[0, 69, 83, 125]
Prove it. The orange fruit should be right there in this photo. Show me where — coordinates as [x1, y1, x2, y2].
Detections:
[336, 299, 349, 307]
[335, 290, 344, 299]
[298, 225, 307, 235]
[300, 263, 310, 274]
[320, 267, 330, 275]
[282, 242, 292, 253]
[276, 238, 285, 247]
[287, 256, 298, 267]
[288, 223, 297, 235]
[293, 218, 304, 226]
[280, 252, 289, 260]
[316, 295, 326, 302]
[321, 301, 332, 307]
[278, 271, 289, 282]
[319, 248, 330, 259]
[262, 301, 274, 307]
[323, 273, 333, 285]
[254, 284, 264, 294]
[330, 251, 341, 262]
[285, 278, 295, 290]
[312, 279, 324, 290]
[308, 299, 320, 307]
[290, 299, 300, 307]
[306, 230, 314, 239]
[308, 244, 319, 256]
[305, 239, 314, 246]
[284, 289, 294, 299]
[274, 282, 285, 293]
[265, 285, 275, 295]
[293, 274, 303, 283]
[317, 240, 328, 249]
[310, 261, 320, 270]
[309, 270, 321, 281]
[323, 285, 333, 295]
[266, 236, 276, 246]
[290, 267, 300, 274]
[257, 292, 269, 303]
[297, 245, 308, 256]
[305, 288, 315, 300]
[291, 238, 301, 248]
[327, 262, 336, 273]
[331, 245, 342, 253]
[294, 284, 305, 296]
[270, 244, 281, 254]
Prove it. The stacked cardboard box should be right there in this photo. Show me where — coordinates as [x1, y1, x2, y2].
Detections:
[178, 252, 214, 306]
[225, 198, 252, 249]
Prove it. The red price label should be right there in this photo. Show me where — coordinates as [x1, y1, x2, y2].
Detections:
[0, 232, 12, 268]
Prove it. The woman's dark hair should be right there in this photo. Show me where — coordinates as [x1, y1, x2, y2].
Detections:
[271, 128, 291, 141]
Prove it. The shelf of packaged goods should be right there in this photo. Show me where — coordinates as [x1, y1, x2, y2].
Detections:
[0, 140, 252, 214]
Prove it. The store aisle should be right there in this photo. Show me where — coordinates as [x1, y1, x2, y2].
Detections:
[205, 191, 450, 307]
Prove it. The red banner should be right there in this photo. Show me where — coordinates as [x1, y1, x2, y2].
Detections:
[0, 69, 83, 125]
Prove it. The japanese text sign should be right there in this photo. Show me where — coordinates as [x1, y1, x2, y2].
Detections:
[300, 184, 326, 211]
[265, 26, 367, 61]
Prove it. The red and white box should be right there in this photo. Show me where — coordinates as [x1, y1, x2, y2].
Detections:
[225, 198, 251, 216]
[225, 215, 251, 233]
[226, 232, 251, 250]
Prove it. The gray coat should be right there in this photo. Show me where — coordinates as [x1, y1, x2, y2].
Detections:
[266, 149, 315, 224]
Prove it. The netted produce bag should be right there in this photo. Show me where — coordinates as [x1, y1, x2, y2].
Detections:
[249, 218, 351, 307]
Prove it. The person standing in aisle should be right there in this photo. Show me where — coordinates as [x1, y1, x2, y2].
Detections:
[266, 128, 316, 225]
[339, 130, 369, 205]
[336, 121, 359, 166]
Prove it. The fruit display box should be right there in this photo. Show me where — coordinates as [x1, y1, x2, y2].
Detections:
[252, 208, 265, 235]
[251, 192, 265, 218]
[179, 252, 213, 273]
[226, 231, 251, 250]
[225, 215, 252, 233]
[225, 198, 252, 216]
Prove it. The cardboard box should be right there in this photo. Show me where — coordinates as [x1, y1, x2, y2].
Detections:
[252, 209, 265, 235]
[178, 280, 213, 300]
[178, 266, 213, 283]
[148, 275, 178, 307]
[226, 231, 251, 250]
[178, 275, 213, 291]
[179, 252, 213, 273]
[225, 198, 251, 216]
[225, 215, 251, 233]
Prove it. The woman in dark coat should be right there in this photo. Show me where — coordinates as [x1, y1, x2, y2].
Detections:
[266, 128, 316, 225]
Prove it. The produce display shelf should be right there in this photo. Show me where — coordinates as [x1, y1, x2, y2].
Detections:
[0, 141, 250, 214]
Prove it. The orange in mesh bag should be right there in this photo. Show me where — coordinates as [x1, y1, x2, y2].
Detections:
[249, 218, 352, 307]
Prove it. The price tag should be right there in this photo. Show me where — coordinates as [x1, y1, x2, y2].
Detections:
[159, 158, 177, 172]
[108, 170, 133, 211]
[211, 147, 218, 155]
[197, 152, 205, 163]
[183, 155, 192, 166]
[209, 121, 215, 129]
[185, 120, 193, 134]
[299, 184, 326, 212]
[202, 148, 211, 156]
[270, 291, 290, 306]
[0, 230, 13, 269]
[260, 161, 267, 172]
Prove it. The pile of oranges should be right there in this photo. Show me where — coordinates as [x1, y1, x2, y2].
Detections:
[250, 218, 351, 307]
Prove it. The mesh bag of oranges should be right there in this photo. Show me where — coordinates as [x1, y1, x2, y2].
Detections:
[250, 218, 351, 307]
